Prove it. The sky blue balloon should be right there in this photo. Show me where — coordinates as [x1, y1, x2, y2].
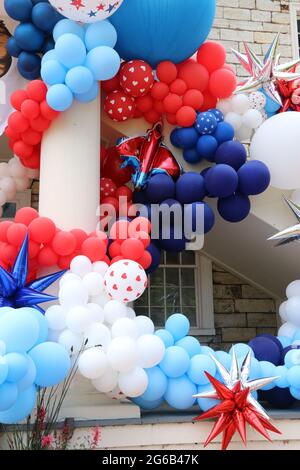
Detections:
[132, 396, 164, 410]
[0, 382, 18, 412]
[274, 365, 289, 388]
[55, 33, 86, 69]
[0, 385, 36, 424]
[229, 343, 253, 358]
[41, 59, 67, 85]
[0, 358, 8, 385]
[187, 354, 216, 385]
[65, 66, 94, 95]
[41, 49, 57, 65]
[200, 346, 216, 357]
[85, 20, 117, 51]
[293, 329, 300, 341]
[85, 46, 120, 81]
[260, 361, 276, 390]
[248, 357, 261, 381]
[110, 0, 216, 67]
[5, 353, 29, 383]
[29, 342, 70, 387]
[140, 367, 168, 402]
[290, 386, 300, 400]
[215, 351, 231, 370]
[159, 346, 190, 378]
[155, 329, 174, 348]
[285, 349, 300, 368]
[47, 84, 74, 112]
[164, 375, 196, 410]
[175, 336, 201, 358]
[0, 307, 13, 318]
[0, 309, 39, 353]
[197, 383, 220, 412]
[165, 314, 190, 341]
[277, 336, 292, 348]
[74, 81, 99, 103]
[53, 19, 85, 42]
[287, 365, 300, 389]
[20, 308, 48, 346]
[16, 357, 36, 393]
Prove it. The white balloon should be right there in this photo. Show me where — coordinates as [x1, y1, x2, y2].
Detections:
[49, 0, 124, 23]
[14, 177, 29, 191]
[250, 112, 300, 189]
[59, 280, 89, 308]
[91, 292, 112, 307]
[82, 272, 104, 296]
[286, 280, 300, 298]
[0, 177, 16, 195]
[78, 347, 108, 380]
[84, 323, 111, 351]
[136, 334, 165, 368]
[242, 109, 263, 129]
[58, 329, 84, 354]
[70, 256, 92, 278]
[112, 318, 139, 339]
[104, 300, 128, 325]
[66, 305, 92, 333]
[26, 168, 39, 179]
[216, 98, 232, 115]
[0, 163, 9, 178]
[87, 303, 104, 323]
[0, 190, 7, 206]
[234, 125, 253, 141]
[224, 112, 242, 131]
[59, 272, 81, 288]
[118, 367, 148, 398]
[231, 94, 250, 114]
[104, 259, 147, 303]
[107, 337, 138, 372]
[47, 329, 61, 342]
[291, 189, 300, 207]
[92, 367, 118, 393]
[93, 261, 109, 276]
[8, 157, 27, 178]
[279, 301, 288, 323]
[45, 305, 66, 331]
[134, 315, 154, 336]
[126, 307, 136, 319]
[285, 297, 300, 327]
[278, 322, 297, 339]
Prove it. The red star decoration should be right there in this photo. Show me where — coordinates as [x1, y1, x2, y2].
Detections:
[70, 0, 86, 10]
[194, 373, 281, 450]
[97, 2, 106, 10]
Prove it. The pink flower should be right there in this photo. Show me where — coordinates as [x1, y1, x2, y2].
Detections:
[41, 435, 53, 449]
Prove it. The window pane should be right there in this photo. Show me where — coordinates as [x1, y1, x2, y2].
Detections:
[151, 269, 164, 286]
[150, 307, 165, 326]
[166, 307, 181, 317]
[135, 307, 149, 317]
[135, 289, 148, 306]
[166, 287, 180, 307]
[181, 288, 196, 307]
[181, 251, 195, 265]
[166, 268, 179, 286]
[166, 252, 180, 265]
[150, 287, 164, 305]
[181, 268, 195, 286]
[183, 307, 197, 327]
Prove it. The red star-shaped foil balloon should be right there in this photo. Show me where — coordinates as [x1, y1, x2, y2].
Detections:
[193, 348, 281, 450]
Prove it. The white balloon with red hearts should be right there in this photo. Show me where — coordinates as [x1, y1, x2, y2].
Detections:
[104, 259, 148, 303]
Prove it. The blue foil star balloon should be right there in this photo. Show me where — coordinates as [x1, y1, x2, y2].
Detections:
[0, 233, 65, 312]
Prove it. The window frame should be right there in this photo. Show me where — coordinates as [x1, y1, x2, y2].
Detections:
[290, 2, 300, 59]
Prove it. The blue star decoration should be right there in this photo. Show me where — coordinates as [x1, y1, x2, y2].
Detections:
[0, 233, 65, 312]
[88, 10, 97, 17]
[106, 3, 116, 13]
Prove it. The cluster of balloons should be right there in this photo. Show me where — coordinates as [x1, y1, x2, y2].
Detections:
[46, 255, 165, 399]
[278, 280, 300, 342]
[5, 0, 63, 79]
[99, 174, 134, 223]
[41, 19, 120, 112]
[0, 306, 70, 424]
[4, 80, 60, 170]
[103, 41, 236, 127]
[217, 93, 265, 142]
[0, 156, 38, 215]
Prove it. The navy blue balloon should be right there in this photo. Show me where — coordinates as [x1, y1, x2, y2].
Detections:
[194, 112, 218, 135]
[110, 0, 216, 67]
[159, 198, 183, 229]
[146, 174, 176, 204]
[158, 227, 186, 253]
[213, 122, 235, 144]
[31, 3, 62, 32]
[176, 172, 206, 204]
[183, 148, 202, 164]
[14, 22, 45, 52]
[262, 387, 295, 409]
[204, 164, 238, 198]
[208, 108, 224, 123]
[42, 37, 55, 54]
[248, 336, 282, 366]
[184, 201, 215, 235]
[6, 37, 22, 58]
[196, 135, 218, 161]
[217, 193, 250, 223]
[170, 127, 199, 150]
[238, 160, 270, 196]
[18, 51, 41, 75]
[4, 0, 33, 21]
[133, 189, 149, 204]
[146, 243, 161, 274]
[215, 140, 247, 170]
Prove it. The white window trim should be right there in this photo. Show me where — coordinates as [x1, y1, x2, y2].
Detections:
[194, 253, 215, 336]
[290, 2, 300, 59]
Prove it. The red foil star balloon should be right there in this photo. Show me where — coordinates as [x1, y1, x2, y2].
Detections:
[277, 67, 300, 113]
[193, 348, 281, 450]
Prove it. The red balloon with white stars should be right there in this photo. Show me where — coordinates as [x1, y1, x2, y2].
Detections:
[104, 90, 136, 122]
[100, 178, 117, 199]
[120, 60, 154, 98]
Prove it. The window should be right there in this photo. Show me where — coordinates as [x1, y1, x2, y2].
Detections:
[135, 250, 215, 336]
[290, 3, 300, 58]
[2, 189, 32, 220]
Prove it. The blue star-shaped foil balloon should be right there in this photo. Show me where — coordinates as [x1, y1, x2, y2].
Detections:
[0, 233, 65, 312]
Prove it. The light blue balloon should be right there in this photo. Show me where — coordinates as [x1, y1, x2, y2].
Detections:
[187, 354, 216, 385]
[47, 84, 74, 112]
[290, 386, 300, 400]
[41, 49, 57, 65]
[159, 346, 190, 378]
[74, 81, 99, 103]
[0, 385, 36, 424]
[274, 365, 289, 388]
[27, 309, 48, 346]
[200, 346, 216, 357]
[53, 19, 85, 42]
[55, 33, 86, 69]
[5, 353, 29, 383]
[85, 20, 117, 51]
[0, 382, 18, 411]
[264, 93, 281, 114]
[29, 342, 70, 387]
[197, 383, 220, 412]
[85, 46, 120, 81]
[164, 375, 196, 410]
[293, 329, 300, 341]
[287, 365, 300, 389]
[65, 66, 94, 94]
[248, 357, 261, 381]
[0, 357, 8, 385]
[165, 314, 190, 341]
[277, 335, 292, 348]
[16, 357, 36, 393]
[155, 329, 174, 348]
[229, 343, 253, 357]
[0, 309, 39, 353]
[140, 367, 168, 401]
[132, 396, 164, 410]
[285, 348, 300, 368]
[41, 59, 66, 85]
[0, 307, 14, 318]
[215, 351, 231, 370]
[175, 336, 201, 358]
[260, 361, 276, 390]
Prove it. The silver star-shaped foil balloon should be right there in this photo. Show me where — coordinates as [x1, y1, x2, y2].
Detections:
[193, 347, 278, 421]
[268, 196, 300, 246]
[232, 33, 300, 105]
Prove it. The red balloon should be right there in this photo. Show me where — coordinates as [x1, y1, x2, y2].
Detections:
[137, 250, 152, 270]
[166, 113, 177, 125]
[209, 68, 237, 99]
[95, 230, 109, 247]
[156, 61, 178, 84]
[8, 112, 29, 133]
[197, 41, 226, 73]
[136, 95, 154, 113]
[15, 207, 39, 226]
[27, 240, 39, 259]
[0, 221, 13, 242]
[134, 108, 143, 118]
[52, 231, 77, 256]
[133, 231, 150, 248]
[38, 246, 58, 267]
[144, 109, 161, 124]
[183, 89, 204, 110]
[21, 99, 40, 119]
[163, 93, 182, 114]
[100, 177, 117, 198]
[129, 217, 151, 234]
[110, 219, 130, 240]
[81, 237, 106, 262]
[10, 89, 28, 111]
[102, 147, 133, 186]
[151, 82, 169, 101]
[58, 253, 78, 270]
[26, 80, 47, 102]
[115, 185, 133, 201]
[30, 115, 51, 132]
[176, 106, 196, 127]
[101, 196, 119, 214]
[21, 128, 42, 146]
[223, 63, 236, 74]
[120, 60, 154, 97]
[169, 79, 187, 96]
[104, 90, 135, 122]
[109, 240, 122, 258]
[40, 100, 60, 121]
[0, 243, 17, 264]
[4, 126, 20, 140]
[102, 255, 111, 265]
[6, 223, 27, 247]
[121, 238, 144, 261]
[29, 217, 56, 244]
[153, 100, 164, 114]
[71, 228, 88, 249]
[178, 61, 209, 92]
[21, 146, 40, 169]
[110, 255, 124, 264]
[13, 140, 34, 159]
[201, 91, 218, 111]
[101, 72, 121, 93]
